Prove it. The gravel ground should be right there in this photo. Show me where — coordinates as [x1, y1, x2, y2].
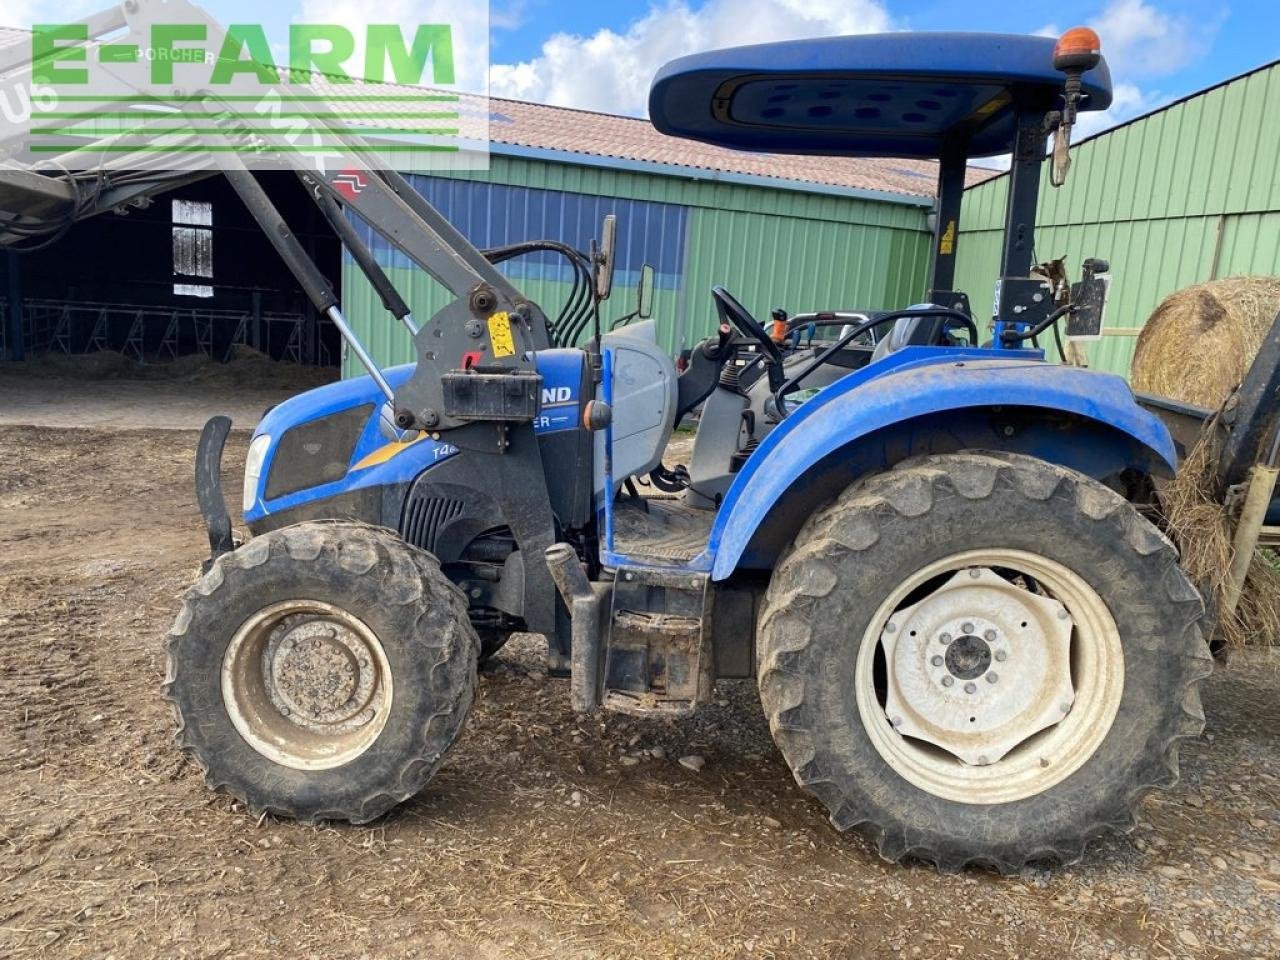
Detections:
[1, 373, 1278, 959]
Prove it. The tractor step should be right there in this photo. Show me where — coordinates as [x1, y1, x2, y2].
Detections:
[602, 567, 712, 718]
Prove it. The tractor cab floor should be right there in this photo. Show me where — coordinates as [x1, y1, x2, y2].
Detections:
[612, 495, 715, 564]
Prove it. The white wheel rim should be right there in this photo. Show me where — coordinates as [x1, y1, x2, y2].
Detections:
[222, 600, 393, 771]
[854, 549, 1124, 804]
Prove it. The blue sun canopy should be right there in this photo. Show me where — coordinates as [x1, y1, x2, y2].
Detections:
[649, 33, 1112, 159]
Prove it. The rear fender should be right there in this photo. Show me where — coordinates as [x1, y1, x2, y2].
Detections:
[708, 347, 1177, 580]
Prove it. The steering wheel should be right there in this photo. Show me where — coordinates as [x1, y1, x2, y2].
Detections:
[711, 286, 785, 389]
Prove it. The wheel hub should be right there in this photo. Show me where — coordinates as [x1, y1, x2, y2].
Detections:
[944, 633, 992, 680]
[265, 619, 378, 732]
[222, 601, 393, 770]
[880, 567, 1075, 766]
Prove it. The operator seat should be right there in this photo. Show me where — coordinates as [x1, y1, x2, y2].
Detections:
[870, 306, 962, 363]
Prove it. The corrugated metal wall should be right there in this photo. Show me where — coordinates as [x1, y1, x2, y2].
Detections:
[953, 61, 1280, 376]
[342, 153, 930, 373]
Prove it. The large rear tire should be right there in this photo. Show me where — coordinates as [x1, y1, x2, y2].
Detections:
[757, 452, 1210, 872]
[163, 521, 478, 824]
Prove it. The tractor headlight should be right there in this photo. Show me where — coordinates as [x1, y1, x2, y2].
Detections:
[243, 434, 272, 512]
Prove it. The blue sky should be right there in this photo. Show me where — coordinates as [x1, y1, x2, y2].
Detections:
[492, 1, 1277, 100]
[10, 0, 1279, 139]
[483, 0, 1280, 139]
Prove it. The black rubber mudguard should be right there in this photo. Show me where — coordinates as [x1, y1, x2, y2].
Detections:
[196, 416, 235, 570]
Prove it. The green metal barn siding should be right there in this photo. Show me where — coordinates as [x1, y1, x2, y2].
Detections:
[342, 152, 930, 374]
[953, 60, 1280, 376]
[680, 205, 930, 350]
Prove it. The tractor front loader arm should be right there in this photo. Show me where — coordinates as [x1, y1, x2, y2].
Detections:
[0, 0, 550, 436]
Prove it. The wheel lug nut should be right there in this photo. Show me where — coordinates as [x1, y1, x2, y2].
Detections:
[1057, 608, 1070, 620]
[941, 676, 954, 688]
[964, 682, 977, 694]
[1060, 702, 1072, 714]
[968, 568, 981, 579]
[885, 622, 897, 634]
[931, 655, 944, 667]
[961, 622, 974, 634]
[891, 715, 903, 727]
[939, 632, 952, 645]
[986, 672, 998, 684]
[983, 629, 996, 642]
[995, 650, 1008, 662]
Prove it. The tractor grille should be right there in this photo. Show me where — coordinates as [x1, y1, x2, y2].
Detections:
[400, 494, 464, 555]
[264, 404, 374, 501]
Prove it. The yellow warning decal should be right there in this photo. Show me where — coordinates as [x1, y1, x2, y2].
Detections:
[939, 219, 956, 256]
[487, 311, 516, 358]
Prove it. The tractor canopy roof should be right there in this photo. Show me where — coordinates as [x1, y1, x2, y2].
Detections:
[649, 33, 1112, 159]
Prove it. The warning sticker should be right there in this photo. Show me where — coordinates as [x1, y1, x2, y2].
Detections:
[487, 312, 516, 358]
[939, 220, 956, 256]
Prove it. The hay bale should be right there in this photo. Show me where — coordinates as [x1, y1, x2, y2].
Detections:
[1131, 276, 1280, 409]
[1162, 431, 1280, 647]
[1138, 277, 1280, 645]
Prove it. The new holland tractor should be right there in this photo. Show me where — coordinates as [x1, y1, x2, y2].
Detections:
[6, 8, 1254, 871]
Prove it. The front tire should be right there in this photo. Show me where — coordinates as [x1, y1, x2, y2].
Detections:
[163, 521, 478, 824]
[757, 452, 1211, 872]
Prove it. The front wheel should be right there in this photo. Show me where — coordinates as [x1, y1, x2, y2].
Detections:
[163, 522, 478, 824]
[757, 452, 1211, 872]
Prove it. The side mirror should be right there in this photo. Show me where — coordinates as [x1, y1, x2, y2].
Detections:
[637, 264, 655, 319]
[596, 214, 617, 301]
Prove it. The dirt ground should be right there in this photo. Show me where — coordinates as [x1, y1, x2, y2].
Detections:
[2, 367, 1280, 960]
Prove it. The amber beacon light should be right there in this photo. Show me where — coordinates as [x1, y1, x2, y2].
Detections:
[1052, 27, 1102, 72]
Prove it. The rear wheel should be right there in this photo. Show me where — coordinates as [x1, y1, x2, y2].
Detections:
[757, 452, 1210, 872]
[164, 522, 478, 824]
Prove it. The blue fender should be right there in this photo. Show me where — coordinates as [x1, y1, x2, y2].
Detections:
[707, 347, 1177, 581]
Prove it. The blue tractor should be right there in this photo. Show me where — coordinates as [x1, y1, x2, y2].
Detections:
[140, 29, 1220, 870]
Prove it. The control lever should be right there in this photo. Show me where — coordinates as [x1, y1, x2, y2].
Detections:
[713, 322, 733, 358]
[770, 308, 789, 343]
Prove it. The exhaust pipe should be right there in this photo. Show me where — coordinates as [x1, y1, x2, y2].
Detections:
[545, 543, 608, 712]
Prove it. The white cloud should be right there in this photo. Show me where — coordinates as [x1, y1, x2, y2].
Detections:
[0, 2, 36, 27]
[1073, 79, 1160, 139]
[491, 1, 529, 32]
[490, 0, 893, 116]
[1090, 0, 1208, 77]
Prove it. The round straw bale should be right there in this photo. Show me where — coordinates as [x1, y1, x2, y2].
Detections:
[1131, 276, 1280, 409]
